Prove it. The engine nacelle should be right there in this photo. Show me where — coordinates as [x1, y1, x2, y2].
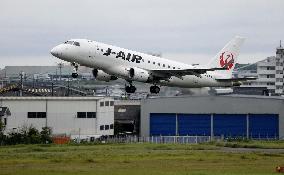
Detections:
[128, 67, 152, 82]
[92, 69, 118, 82]
[104, 66, 152, 82]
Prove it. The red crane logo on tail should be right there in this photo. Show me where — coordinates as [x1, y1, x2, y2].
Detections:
[219, 51, 234, 70]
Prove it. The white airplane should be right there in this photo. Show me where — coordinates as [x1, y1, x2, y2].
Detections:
[50, 36, 252, 94]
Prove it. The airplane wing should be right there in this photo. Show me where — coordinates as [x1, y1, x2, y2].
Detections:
[215, 77, 257, 82]
[150, 67, 227, 79]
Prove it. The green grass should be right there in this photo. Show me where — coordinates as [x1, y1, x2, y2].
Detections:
[0, 142, 284, 175]
[213, 140, 284, 149]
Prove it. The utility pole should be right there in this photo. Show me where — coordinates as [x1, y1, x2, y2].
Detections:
[51, 75, 54, 96]
[58, 63, 63, 82]
[19, 71, 24, 96]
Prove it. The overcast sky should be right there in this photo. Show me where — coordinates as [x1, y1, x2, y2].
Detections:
[0, 0, 283, 68]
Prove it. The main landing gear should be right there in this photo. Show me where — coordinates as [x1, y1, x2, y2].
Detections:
[125, 81, 136, 93]
[125, 82, 160, 94]
[150, 85, 160, 94]
[71, 62, 79, 78]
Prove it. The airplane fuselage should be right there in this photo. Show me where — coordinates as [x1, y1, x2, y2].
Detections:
[51, 39, 231, 88]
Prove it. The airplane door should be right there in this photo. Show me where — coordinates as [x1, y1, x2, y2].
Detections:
[88, 43, 97, 59]
[193, 76, 199, 86]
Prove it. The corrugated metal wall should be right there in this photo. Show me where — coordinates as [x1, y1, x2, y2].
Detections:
[178, 114, 211, 136]
[149, 113, 279, 139]
[213, 114, 246, 137]
[249, 114, 279, 139]
[150, 113, 176, 136]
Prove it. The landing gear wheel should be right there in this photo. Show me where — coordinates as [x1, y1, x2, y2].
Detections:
[125, 85, 136, 93]
[72, 73, 78, 78]
[71, 62, 79, 78]
[150, 85, 160, 94]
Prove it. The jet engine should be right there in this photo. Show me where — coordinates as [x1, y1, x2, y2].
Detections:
[92, 69, 118, 82]
[104, 66, 153, 82]
[127, 67, 152, 82]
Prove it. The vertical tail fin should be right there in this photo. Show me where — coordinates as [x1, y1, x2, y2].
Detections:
[208, 36, 246, 78]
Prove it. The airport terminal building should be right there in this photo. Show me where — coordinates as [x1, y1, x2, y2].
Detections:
[140, 95, 284, 139]
[0, 97, 114, 139]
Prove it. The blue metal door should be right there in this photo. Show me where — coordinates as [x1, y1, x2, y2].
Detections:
[213, 114, 247, 138]
[150, 113, 176, 136]
[178, 114, 211, 136]
[249, 114, 279, 139]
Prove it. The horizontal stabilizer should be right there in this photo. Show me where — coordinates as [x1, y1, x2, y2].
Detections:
[216, 77, 257, 82]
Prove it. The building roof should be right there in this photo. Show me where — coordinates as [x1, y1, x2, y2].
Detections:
[0, 96, 113, 101]
[144, 95, 284, 101]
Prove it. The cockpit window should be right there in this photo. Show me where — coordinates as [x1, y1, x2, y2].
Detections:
[64, 40, 80, 46]
[74, 42, 80, 46]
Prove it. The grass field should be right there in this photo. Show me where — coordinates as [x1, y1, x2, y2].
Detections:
[1, 142, 284, 175]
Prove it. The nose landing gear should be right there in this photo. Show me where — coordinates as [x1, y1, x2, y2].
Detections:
[150, 85, 160, 94]
[71, 62, 79, 78]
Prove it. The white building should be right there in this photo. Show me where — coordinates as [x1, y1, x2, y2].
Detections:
[239, 42, 284, 95]
[0, 97, 114, 139]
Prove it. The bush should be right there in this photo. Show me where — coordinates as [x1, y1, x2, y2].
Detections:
[1, 125, 52, 145]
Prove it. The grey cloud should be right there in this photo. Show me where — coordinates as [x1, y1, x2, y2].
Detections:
[0, 0, 283, 66]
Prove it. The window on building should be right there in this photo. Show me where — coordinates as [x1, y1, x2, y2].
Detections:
[105, 101, 109, 106]
[110, 101, 114, 106]
[110, 124, 114, 129]
[77, 112, 86, 118]
[28, 112, 37, 118]
[153, 62, 155, 65]
[163, 64, 165, 67]
[87, 112, 96, 118]
[37, 112, 46, 118]
[158, 63, 160, 66]
[100, 102, 104, 107]
[267, 66, 275, 70]
[105, 125, 109, 130]
[100, 125, 104, 130]
[27, 112, 46, 118]
[148, 60, 150, 63]
[267, 75, 275, 78]
[168, 65, 170, 68]
[4, 118, 7, 125]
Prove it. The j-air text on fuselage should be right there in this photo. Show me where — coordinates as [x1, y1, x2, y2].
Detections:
[51, 36, 255, 94]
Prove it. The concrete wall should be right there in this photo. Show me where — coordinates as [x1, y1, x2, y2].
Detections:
[141, 96, 284, 138]
[0, 97, 114, 138]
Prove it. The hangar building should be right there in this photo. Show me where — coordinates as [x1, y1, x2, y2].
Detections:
[0, 97, 114, 139]
[141, 95, 284, 139]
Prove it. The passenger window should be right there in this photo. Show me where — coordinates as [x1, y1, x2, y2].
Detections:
[168, 65, 170, 68]
[173, 67, 175, 69]
[148, 60, 150, 63]
[158, 63, 160, 66]
[163, 64, 165, 67]
[153, 62, 155, 65]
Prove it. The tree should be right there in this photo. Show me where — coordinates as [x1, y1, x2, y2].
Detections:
[0, 121, 6, 145]
[40, 127, 52, 144]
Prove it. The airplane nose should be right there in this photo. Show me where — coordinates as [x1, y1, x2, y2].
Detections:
[50, 46, 61, 57]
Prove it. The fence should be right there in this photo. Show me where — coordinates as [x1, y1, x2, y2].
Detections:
[103, 136, 211, 144]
